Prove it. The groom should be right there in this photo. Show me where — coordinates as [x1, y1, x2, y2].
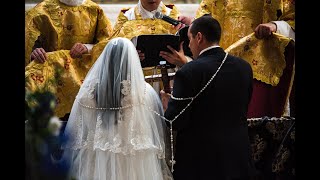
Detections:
[161, 15, 256, 180]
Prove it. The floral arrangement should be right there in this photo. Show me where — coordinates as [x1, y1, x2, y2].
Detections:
[25, 90, 68, 180]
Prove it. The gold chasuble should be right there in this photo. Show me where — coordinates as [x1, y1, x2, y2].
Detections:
[225, 33, 292, 87]
[91, 4, 179, 77]
[196, 0, 295, 118]
[225, 33, 295, 118]
[25, 0, 113, 118]
[196, 0, 295, 49]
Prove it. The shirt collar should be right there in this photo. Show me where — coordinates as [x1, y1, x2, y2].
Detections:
[199, 45, 220, 56]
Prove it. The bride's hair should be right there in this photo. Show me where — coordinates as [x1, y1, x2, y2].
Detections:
[96, 38, 129, 110]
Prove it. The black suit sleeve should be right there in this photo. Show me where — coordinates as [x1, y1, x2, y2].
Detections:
[164, 68, 193, 131]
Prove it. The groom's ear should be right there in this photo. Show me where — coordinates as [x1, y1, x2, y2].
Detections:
[196, 32, 204, 43]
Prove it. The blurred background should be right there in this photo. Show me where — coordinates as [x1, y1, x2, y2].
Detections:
[25, 0, 201, 4]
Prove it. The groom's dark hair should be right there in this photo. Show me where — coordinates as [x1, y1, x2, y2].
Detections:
[190, 14, 221, 43]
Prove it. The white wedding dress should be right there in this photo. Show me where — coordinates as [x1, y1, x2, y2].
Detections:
[61, 37, 172, 180]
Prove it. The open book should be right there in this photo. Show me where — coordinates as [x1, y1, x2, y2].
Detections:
[136, 26, 193, 68]
[136, 34, 179, 68]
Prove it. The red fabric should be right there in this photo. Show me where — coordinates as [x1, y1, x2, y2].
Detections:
[247, 42, 295, 118]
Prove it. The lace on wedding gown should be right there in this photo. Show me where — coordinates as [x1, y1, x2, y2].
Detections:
[61, 37, 172, 180]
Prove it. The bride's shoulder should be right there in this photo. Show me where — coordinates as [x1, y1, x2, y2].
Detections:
[75, 80, 99, 107]
[145, 82, 158, 95]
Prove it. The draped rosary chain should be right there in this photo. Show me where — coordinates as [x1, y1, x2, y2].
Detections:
[148, 52, 228, 172]
[76, 52, 228, 173]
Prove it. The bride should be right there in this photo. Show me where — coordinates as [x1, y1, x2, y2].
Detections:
[61, 37, 172, 180]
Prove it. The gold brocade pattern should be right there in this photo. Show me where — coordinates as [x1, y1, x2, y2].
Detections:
[25, 0, 113, 66]
[226, 33, 292, 86]
[91, 4, 179, 65]
[272, 145, 290, 172]
[25, 50, 94, 118]
[251, 134, 266, 161]
[281, 0, 295, 29]
[196, 0, 295, 49]
[248, 117, 295, 178]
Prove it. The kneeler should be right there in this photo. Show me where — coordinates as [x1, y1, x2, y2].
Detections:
[25, 50, 95, 119]
[226, 33, 295, 118]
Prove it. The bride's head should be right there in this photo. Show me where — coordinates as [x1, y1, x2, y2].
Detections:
[93, 37, 145, 109]
[98, 37, 143, 85]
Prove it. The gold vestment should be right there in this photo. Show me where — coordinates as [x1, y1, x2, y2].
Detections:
[196, 0, 295, 49]
[25, 0, 113, 118]
[91, 4, 179, 62]
[196, 0, 295, 117]
[91, 4, 180, 79]
[196, 0, 295, 86]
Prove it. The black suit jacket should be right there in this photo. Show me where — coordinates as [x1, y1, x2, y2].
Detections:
[165, 47, 255, 180]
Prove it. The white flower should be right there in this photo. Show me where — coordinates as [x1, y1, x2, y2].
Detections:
[47, 116, 62, 136]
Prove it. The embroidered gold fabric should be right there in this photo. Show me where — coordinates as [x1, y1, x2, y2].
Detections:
[91, 3, 180, 71]
[25, 0, 113, 117]
[226, 33, 292, 86]
[248, 117, 295, 178]
[196, 0, 295, 49]
[25, 0, 113, 66]
[25, 50, 94, 118]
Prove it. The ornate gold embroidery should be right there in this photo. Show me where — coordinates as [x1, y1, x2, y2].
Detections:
[252, 134, 266, 161]
[272, 146, 290, 172]
[26, 50, 92, 118]
[25, 0, 113, 66]
[226, 33, 291, 86]
[290, 130, 295, 141]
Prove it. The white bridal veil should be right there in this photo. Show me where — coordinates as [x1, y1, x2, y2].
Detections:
[62, 37, 172, 180]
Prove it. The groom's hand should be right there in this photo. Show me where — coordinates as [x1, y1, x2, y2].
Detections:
[160, 90, 171, 112]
